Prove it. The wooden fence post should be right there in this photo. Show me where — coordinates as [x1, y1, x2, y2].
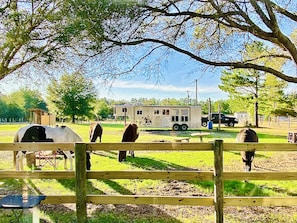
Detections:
[75, 143, 87, 223]
[213, 139, 224, 223]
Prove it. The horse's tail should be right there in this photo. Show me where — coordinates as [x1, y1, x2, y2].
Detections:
[13, 132, 19, 142]
[13, 132, 20, 169]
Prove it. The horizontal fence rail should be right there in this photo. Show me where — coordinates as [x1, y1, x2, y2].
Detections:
[0, 141, 297, 223]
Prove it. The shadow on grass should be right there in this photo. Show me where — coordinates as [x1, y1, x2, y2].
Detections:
[56, 179, 105, 195]
[101, 179, 134, 195]
[125, 156, 274, 197]
[126, 156, 188, 170]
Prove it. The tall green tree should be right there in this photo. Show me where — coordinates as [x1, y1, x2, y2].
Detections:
[219, 69, 262, 127]
[261, 74, 289, 117]
[92, 98, 113, 120]
[219, 41, 288, 127]
[47, 72, 97, 123]
[0, 99, 8, 120]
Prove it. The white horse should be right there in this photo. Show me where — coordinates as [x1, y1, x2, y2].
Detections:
[14, 124, 83, 170]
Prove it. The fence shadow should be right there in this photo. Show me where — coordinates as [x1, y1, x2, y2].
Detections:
[125, 156, 271, 197]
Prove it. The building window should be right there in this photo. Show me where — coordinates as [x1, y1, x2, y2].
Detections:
[162, 109, 170, 115]
[181, 116, 188, 122]
[154, 110, 160, 115]
[172, 116, 179, 121]
[122, 108, 127, 113]
[137, 110, 142, 115]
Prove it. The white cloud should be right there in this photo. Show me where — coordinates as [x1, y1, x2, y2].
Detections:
[96, 79, 228, 101]
[111, 80, 222, 93]
[112, 80, 192, 92]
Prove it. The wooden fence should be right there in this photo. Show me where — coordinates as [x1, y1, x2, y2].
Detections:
[0, 141, 297, 223]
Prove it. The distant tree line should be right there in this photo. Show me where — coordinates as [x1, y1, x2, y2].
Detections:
[1, 72, 296, 124]
[0, 89, 47, 122]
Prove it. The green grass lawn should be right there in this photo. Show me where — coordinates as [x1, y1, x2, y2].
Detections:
[0, 122, 296, 222]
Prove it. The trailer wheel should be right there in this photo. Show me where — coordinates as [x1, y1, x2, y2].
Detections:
[172, 124, 180, 131]
[181, 124, 188, 131]
[202, 121, 207, 127]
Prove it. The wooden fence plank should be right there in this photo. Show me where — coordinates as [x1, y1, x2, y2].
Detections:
[87, 142, 213, 151]
[224, 197, 297, 206]
[87, 171, 213, 180]
[224, 172, 297, 181]
[87, 195, 214, 206]
[224, 143, 297, 151]
[0, 170, 75, 179]
[41, 195, 76, 204]
[0, 143, 74, 151]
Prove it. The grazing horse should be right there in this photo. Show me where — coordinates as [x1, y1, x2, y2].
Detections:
[89, 122, 103, 143]
[88, 122, 103, 170]
[236, 128, 258, 172]
[118, 123, 139, 162]
[14, 124, 83, 171]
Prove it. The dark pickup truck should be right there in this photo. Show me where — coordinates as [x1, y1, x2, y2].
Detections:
[201, 113, 238, 127]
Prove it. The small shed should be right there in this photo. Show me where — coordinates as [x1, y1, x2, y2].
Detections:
[29, 108, 56, 126]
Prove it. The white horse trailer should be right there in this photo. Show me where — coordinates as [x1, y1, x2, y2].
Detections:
[114, 105, 201, 130]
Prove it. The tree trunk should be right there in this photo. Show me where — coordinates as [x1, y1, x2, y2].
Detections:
[255, 101, 259, 128]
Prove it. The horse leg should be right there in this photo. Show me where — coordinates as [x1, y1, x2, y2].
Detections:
[118, 151, 127, 162]
[63, 151, 73, 170]
[129, 150, 135, 158]
[86, 151, 91, 170]
[16, 151, 24, 171]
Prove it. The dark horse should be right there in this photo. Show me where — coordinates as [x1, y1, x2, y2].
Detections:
[236, 128, 258, 172]
[14, 124, 83, 170]
[118, 123, 139, 162]
[89, 122, 103, 143]
[88, 122, 103, 170]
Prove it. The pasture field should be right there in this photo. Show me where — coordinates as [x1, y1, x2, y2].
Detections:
[0, 122, 297, 222]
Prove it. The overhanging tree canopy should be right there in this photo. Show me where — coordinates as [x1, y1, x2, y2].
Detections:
[0, 0, 81, 81]
[68, 0, 297, 83]
[1, 0, 297, 88]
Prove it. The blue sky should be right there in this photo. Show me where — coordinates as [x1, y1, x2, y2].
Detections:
[95, 54, 229, 102]
[97, 72, 228, 102]
[0, 54, 229, 102]
[0, 56, 295, 102]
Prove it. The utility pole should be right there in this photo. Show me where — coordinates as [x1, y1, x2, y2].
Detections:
[195, 79, 198, 105]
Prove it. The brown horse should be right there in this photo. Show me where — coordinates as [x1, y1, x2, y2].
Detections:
[88, 122, 103, 170]
[118, 123, 139, 162]
[89, 122, 103, 143]
[236, 128, 258, 172]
